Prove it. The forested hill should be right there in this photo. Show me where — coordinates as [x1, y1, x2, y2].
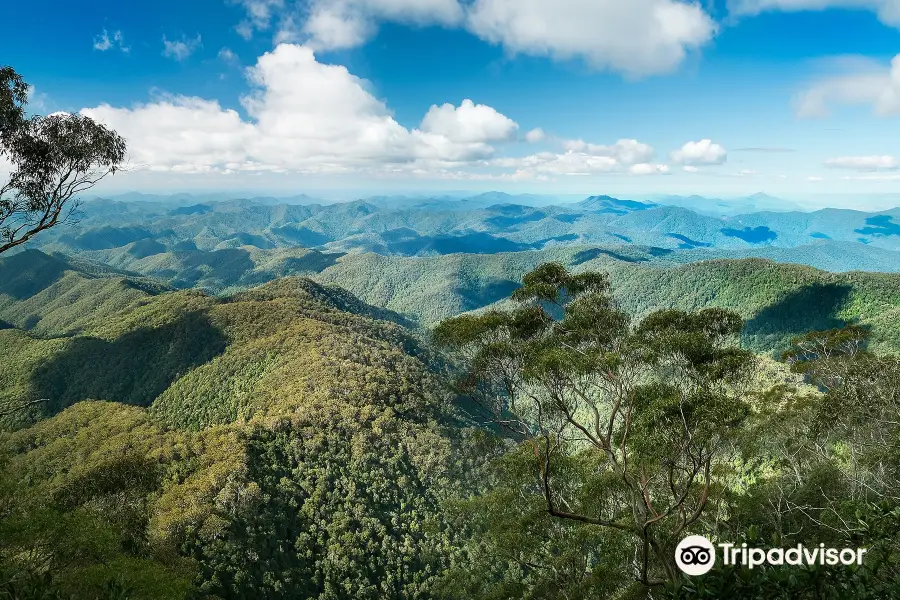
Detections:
[5, 248, 900, 356]
[0, 248, 472, 598]
[4, 246, 900, 598]
[313, 249, 900, 353]
[0, 249, 412, 336]
[0, 249, 437, 428]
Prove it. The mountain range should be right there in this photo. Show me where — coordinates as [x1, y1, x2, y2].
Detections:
[5, 243, 900, 358]
[4, 190, 900, 599]
[36, 193, 896, 261]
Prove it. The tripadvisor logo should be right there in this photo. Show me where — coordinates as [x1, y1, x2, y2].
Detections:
[675, 535, 716, 576]
[675, 536, 868, 576]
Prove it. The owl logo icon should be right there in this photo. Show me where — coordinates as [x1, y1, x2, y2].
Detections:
[675, 535, 716, 576]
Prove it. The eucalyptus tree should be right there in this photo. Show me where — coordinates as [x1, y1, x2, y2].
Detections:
[435, 262, 756, 586]
[0, 66, 126, 254]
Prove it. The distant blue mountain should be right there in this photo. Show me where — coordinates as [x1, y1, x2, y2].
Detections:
[643, 192, 804, 216]
[26, 191, 899, 271]
[577, 195, 658, 214]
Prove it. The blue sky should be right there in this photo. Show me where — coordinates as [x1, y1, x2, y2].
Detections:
[4, 0, 900, 205]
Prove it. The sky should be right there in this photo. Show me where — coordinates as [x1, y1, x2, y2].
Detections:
[3, 0, 900, 204]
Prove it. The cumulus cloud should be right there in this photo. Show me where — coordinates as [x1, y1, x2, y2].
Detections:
[93, 29, 129, 52]
[796, 54, 900, 117]
[562, 138, 656, 164]
[487, 137, 663, 177]
[233, 0, 714, 76]
[419, 99, 518, 143]
[82, 44, 522, 176]
[683, 165, 700, 173]
[524, 127, 545, 143]
[629, 163, 670, 175]
[807, 176, 824, 181]
[728, 0, 900, 28]
[824, 155, 900, 170]
[284, 0, 464, 50]
[79, 43, 682, 181]
[162, 34, 203, 61]
[466, 0, 716, 76]
[82, 97, 257, 173]
[490, 152, 620, 176]
[670, 139, 727, 165]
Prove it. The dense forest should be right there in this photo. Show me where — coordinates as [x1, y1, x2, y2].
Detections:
[2, 249, 900, 598]
[3, 23, 900, 600]
[5, 247, 900, 355]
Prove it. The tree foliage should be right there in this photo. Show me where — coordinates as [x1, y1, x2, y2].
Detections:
[435, 262, 756, 586]
[0, 274, 462, 599]
[2, 259, 900, 599]
[0, 66, 126, 254]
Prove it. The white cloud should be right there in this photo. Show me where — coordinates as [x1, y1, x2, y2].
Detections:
[93, 29, 128, 52]
[796, 54, 900, 117]
[562, 138, 656, 164]
[236, 22, 255, 40]
[299, 6, 371, 48]
[683, 165, 700, 173]
[491, 152, 620, 176]
[218, 47, 239, 63]
[233, 0, 714, 76]
[232, 0, 285, 39]
[162, 34, 202, 61]
[670, 139, 727, 165]
[277, 0, 464, 50]
[466, 0, 717, 76]
[82, 97, 257, 173]
[419, 99, 518, 143]
[239, 0, 285, 27]
[82, 44, 521, 176]
[524, 127, 545, 143]
[728, 0, 900, 28]
[26, 86, 49, 112]
[824, 155, 900, 170]
[629, 163, 670, 175]
[807, 176, 824, 181]
[487, 136, 662, 177]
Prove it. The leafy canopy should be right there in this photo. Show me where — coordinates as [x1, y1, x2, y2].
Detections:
[435, 262, 756, 586]
[0, 66, 126, 254]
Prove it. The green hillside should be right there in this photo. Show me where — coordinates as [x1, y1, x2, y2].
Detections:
[4, 249, 900, 599]
[609, 258, 900, 353]
[313, 249, 900, 353]
[0, 250, 169, 336]
[6, 248, 900, 356]
[0, 255, 464, 599]
[0, 253, 431, 427]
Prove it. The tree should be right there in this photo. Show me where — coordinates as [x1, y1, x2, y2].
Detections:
[434, 263, 756, 587]
[0, 66, 126, 254]
[667, 327, 900, 598]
